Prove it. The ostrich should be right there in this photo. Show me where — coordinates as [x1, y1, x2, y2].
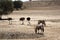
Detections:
[8, 18, 13, 25]
[26, 17, 31, 25]
[20, 17, 25, 25]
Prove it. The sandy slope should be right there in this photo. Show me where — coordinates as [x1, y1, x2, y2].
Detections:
[0, 22, 60, 40]
[0, 10, 60, 40]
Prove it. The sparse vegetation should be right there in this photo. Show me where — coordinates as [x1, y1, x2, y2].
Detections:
[0, 0, 13, 18]
[13, 1, 23, 10]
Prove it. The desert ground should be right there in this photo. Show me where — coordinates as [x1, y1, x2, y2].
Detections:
[0, 10, 60, 40]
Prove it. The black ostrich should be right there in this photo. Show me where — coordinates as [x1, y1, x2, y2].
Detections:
[20, 17, 25, 25]
[35, 20, 46, 34]
[0, 18, 12, 25]
[8, 18, 13, 25]
[26, 17, 31, 25]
